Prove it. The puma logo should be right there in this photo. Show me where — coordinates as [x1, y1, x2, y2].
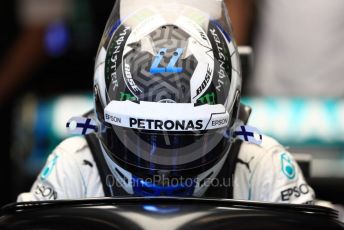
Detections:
[237, 157, 255, 173]
[83, 160, 94, 168]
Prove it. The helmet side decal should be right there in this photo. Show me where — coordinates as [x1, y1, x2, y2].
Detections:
[105, 24, 132, 99]
[194, 64, 213, 99]
[207, 21, 232, 105]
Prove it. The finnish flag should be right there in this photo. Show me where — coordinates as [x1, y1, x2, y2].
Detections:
[234, 125, 263, 145]
[66, 117, 98, 135]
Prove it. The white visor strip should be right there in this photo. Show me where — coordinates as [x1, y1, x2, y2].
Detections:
[104, 101, 229, 132]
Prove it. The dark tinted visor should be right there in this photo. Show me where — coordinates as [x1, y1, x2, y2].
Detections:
[99, 124, 231, 173]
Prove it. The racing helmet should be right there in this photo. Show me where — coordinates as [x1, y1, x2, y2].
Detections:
[93, 0, 242, 197]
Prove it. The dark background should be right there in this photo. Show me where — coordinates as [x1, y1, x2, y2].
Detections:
[0, 0, 115, 206]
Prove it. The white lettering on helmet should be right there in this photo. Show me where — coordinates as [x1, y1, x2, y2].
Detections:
[196, 65, 213, 97]
[210, 28, 227, 92]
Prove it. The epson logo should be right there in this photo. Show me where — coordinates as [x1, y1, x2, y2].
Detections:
[105, 114, 122, 124]
[281, 184, 310, 201]
[129, 118, 203, 131]
[212, 118, 228, 127]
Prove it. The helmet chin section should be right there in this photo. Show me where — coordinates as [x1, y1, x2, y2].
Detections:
[100, 139, 229, 197]
[101, 142, 134, 195]
[192, 149, 230, 197]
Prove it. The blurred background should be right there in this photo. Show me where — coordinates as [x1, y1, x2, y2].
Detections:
[0, 0, 343, 210]
[0, 0, 114, 205]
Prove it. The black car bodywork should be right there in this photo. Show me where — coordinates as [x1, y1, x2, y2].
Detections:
[0, 197, 343, 230]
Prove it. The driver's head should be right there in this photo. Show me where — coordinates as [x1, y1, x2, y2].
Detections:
[93, 0, 241, 197]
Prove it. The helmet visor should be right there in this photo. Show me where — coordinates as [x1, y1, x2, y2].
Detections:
[99, 125, 231, 173]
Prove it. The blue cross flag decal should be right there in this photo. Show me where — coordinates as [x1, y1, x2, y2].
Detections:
[66, 117, 98, 135]
[234, 125, 263, 145]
